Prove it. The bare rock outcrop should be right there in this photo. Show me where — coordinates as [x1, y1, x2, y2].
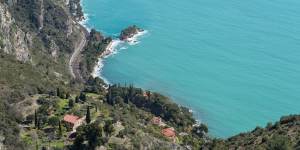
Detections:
[0, 3, 31, 62]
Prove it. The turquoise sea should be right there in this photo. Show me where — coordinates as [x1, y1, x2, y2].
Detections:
[82, 0, 300, 137]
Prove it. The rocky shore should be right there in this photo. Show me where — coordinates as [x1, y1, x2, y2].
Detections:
[90, 25, 144, 81]
[119, 25, 144, 41]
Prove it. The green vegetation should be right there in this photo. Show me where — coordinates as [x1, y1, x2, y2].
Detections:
[10, 0, 77, 53]
[8, 76, 209, 149]
[0, 1, 85, 148]
[205, 115, 300, 149]
[86, 106, 91, 124]
[0, 34, 3, 48]
[106, 84, 196, 131]
[120, 25, 143, 40]
[79, 29, 112, 80]
[1, 0, 300, 149]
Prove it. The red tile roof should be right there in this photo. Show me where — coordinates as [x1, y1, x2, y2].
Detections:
[63, 114, 80, 124]
[161, 128, 176, 137]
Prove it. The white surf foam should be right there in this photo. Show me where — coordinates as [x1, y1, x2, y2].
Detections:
[92, 40, 124, 84]
[127, 30, 148, 45]
[92, 30, 148, 84]
[79, 13, 92, 32]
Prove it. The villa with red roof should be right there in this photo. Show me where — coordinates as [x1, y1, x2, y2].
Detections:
[161, 127, 176, 138]
[63, 114, 85, 131]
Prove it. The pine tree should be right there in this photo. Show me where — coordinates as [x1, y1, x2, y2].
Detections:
[86, 106, 91, 124]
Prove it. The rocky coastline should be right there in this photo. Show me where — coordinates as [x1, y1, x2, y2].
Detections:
[119, 25, 144, 41]
[1, 0, 300, 149]
[90, 25, 144, 82]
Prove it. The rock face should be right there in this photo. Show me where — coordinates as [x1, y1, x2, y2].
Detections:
[0, 3, 31, 62]
[119, 25, 143, 41]
[37, 0, 44, 30]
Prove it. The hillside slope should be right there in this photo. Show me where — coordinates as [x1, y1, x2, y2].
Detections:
[0, 0, 85, 148]
[1, 0, 300, 150]
[204, 115, 300, 150]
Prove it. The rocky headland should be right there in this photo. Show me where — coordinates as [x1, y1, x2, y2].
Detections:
[119, 25, 144, 41]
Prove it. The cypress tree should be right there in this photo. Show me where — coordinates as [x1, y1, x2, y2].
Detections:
[58, 121, 62, 137]
[106, 88, 112, 105]
[128, 84, 134, 100]
[86, 106, 91, 124]
[69, 99, 74, 108]
[37, 117, 41, 130]
[75, 96, 79, 103]
[104, 120, 114, 136]
[56, 88, 60, 97]
[124, 94, 129, 104]
[79, 92, 86, 101]
[66, 92, 70, 99]
[35, 140, 38, 150]
[34, 110, 38, 128]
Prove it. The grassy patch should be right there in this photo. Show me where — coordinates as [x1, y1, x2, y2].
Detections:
[86, 93, 100, 99]
[54, 99, 69, 115]
[21, 133, 34, 145]
[50, 140, 65, 149]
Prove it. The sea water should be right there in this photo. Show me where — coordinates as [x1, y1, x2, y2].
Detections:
[82, 0, 300, 137]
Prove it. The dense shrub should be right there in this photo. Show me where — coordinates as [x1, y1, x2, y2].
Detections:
[106, 84, 196, 131]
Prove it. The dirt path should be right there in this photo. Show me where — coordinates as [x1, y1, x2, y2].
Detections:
[69, 27, 87, 82]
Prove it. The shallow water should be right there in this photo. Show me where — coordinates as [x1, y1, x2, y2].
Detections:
[82, 0, 300, 137]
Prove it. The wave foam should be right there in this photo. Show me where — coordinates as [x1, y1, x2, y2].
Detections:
[127, 30, 148, 45]
[92, 30, 148, 84]
[79, 13, 91, 32]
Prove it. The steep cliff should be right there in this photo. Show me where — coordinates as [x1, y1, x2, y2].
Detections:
[0, 3, 31, 62]
[0, 0, 85, 93]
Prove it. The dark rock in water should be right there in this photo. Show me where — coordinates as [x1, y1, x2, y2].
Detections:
[119, 25, 143, 41]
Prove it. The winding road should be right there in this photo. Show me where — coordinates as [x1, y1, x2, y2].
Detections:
[69, 27, 87, 82]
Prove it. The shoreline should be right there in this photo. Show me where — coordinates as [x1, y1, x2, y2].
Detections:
[78, 0, 202, 131]
[91, 40, 117, 84]
[77, 0, 201, 129]
[91, 30, 147, 84]
[79, 0, 147, 84]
